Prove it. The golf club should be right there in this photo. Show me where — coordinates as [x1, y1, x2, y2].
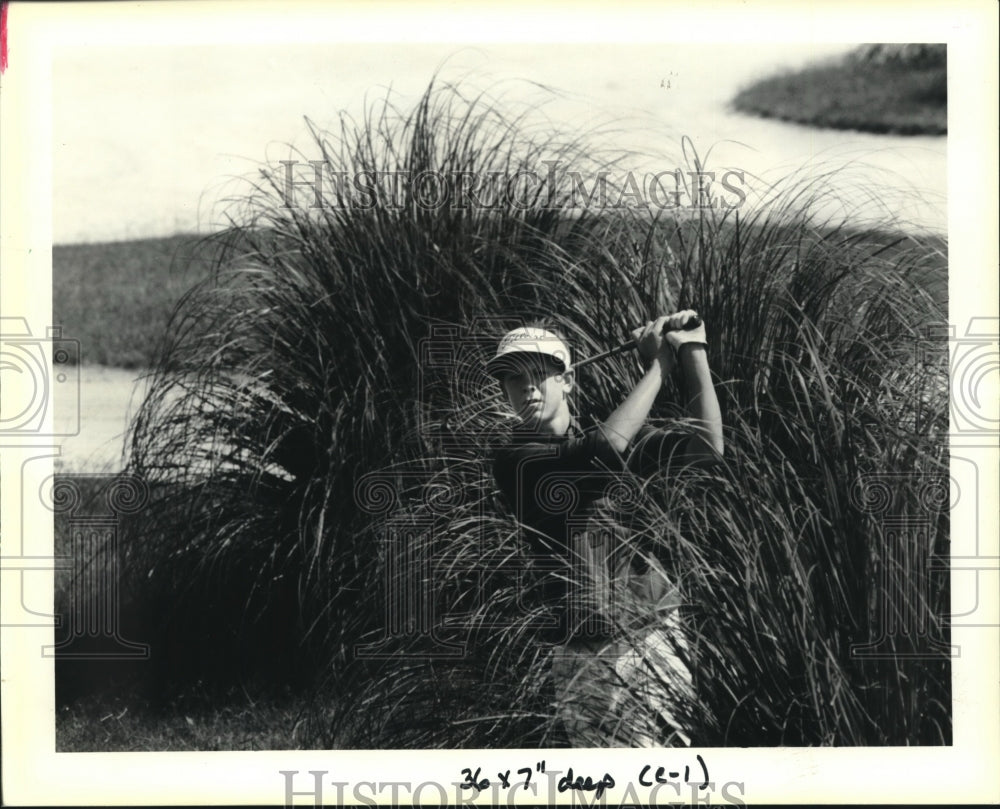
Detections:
[573, 315, 703, 370]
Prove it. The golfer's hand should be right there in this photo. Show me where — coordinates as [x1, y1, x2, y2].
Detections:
[663, 310, 707, 351]
[632, 316, 675, 370]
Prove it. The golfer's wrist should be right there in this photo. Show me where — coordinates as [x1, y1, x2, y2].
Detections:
[643, 354, 666, 374]
[641, 355, 673, 386]
[678, 342, 707, 360]
[679, 343, 711, 377]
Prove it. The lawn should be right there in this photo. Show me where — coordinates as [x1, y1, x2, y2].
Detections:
[57, 692, 312, 752]
[52, 474, 324, 750]
[53, 228, 945, 372]
[53, 235, 216, 368]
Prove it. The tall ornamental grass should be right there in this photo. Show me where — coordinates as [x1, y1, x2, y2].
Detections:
[123, 80, 948, 747]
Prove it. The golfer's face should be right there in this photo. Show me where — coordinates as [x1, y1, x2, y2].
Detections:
[501, 356, 570, 427]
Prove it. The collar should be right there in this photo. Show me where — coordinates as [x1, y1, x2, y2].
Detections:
[511, 417, 583, 444]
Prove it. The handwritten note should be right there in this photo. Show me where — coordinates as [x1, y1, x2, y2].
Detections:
[458, 755, 711, 802]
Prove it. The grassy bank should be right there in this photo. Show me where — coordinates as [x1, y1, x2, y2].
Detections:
[53, 235, 215, 368]
[56, 80, 950, 751]
[732, 44, 946, 135]
[53, 228, 944, 372]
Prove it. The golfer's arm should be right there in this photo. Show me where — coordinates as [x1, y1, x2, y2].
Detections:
[679, 345, 724, 463]
[599, 359, 666, 454]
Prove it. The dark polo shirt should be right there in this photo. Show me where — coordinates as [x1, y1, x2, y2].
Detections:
[492, 420, 687, 643]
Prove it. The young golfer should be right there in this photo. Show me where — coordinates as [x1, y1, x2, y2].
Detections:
[488, 311, 723, 746]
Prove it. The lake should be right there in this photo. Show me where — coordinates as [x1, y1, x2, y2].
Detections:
[53, 43, 945, 244]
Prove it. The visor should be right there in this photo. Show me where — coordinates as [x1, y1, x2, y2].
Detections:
[486, 327, 572, 379]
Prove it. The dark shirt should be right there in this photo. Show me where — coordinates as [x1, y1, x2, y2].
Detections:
[492, 420, 687, 643]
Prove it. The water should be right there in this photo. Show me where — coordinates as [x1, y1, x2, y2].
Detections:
[54, 43, 945, 244]
[54, 367, 152, 473]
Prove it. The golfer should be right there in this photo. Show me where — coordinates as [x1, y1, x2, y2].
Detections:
[488, 312, 723, 746]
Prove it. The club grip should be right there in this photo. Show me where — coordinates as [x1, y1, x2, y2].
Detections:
[662, 315, 702, 334]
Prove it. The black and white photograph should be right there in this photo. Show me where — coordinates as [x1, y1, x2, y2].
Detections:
[1, 1, 997, 806]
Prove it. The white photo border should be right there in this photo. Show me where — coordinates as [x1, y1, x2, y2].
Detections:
[1, 1, 997, 805]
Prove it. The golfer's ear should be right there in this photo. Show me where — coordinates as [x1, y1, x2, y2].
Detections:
[561, 369, 575, 392]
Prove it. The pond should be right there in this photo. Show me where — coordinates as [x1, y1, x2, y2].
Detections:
[54, 43, 945, 243]
[54, 367, 153, 473]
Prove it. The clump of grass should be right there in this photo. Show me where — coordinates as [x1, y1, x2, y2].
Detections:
[325, 174, 949, 747]
[122, 79, 651, 703]
[732, 44, 946, 135]
[116, 79, 948, 749]
[650, 201, 949, 744]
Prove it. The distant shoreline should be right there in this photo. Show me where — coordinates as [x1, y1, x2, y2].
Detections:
[55, 221, 946, 375]
[732, 44, 946, 136]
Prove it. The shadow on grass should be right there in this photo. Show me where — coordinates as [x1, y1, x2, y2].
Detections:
[53, 473, 334, 750]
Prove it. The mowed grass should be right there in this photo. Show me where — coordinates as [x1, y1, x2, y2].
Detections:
[732, 45, 946, 135]
[53, 235, 215, 368]
[53, 229, 945, 371]
[58, 693, 311, 752]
